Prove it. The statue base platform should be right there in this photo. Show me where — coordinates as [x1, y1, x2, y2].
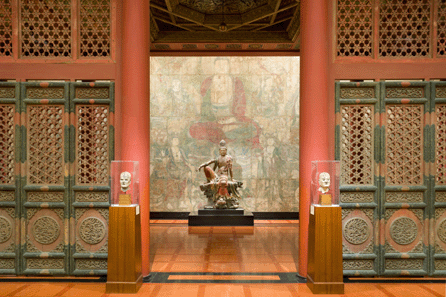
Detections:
[189, 208, 254, 226]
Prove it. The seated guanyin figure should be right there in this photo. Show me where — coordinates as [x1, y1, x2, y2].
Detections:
[197, 140, 243, 209]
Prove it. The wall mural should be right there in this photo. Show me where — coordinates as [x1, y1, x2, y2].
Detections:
[150, 57, 300, 212]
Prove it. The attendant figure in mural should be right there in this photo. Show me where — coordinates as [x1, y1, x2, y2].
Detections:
[197, 140, 243, 209]
[189, 58, 261, 147]
[258, 136, 283, 206]
[166, 136, 194, 210]
[168, 78, 197, 116]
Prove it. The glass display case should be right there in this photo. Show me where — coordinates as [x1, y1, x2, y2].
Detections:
[311, 160, 340, 206]
[111, 160, 139, 206]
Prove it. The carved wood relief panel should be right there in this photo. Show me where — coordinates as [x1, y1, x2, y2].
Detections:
[0, 82, 113, 275]
[70, 82, 113, 276]
[0, 82, 19, 274]
[433, 82, 446, 276]
[336, 81, 442, 276]
[336, 82, 379, 276]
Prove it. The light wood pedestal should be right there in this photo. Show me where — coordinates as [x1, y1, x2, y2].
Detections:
[106, 205, 142, 294]
[307, 205, 344, 294]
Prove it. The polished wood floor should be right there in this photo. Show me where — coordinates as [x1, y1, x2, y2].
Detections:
[1, 282, 445, 297]
[1, 220, 445, 296]
[150, 220, 298, 273]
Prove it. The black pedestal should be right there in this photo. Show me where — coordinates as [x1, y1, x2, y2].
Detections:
[188, 208, 254, 226]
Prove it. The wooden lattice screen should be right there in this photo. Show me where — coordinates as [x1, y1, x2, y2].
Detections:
[0, 81, 114, 276]
[336, 0, 446, 59]
[0, 0, 113, 60]
[336, 81, 446, 276]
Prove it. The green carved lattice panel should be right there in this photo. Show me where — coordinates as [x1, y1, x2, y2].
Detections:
[335, 81, 442, 276]
[432, 82, 446, 276]
[381, 82, 429, 276]
[0, 82, 20, 274]
[20, 82, 69, 275]
[336, 82, 380, 276]
[70, 82, 114, 275]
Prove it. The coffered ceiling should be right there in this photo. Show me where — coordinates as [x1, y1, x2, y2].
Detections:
[150, 0, 300, 51]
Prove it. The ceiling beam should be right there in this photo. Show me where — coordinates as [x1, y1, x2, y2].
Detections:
[154, 31, 292, 43]
[151, 3, 221, 32]
[228, 2, 299, 32]
[165, 0, 177, 24]
[150, 11, 159, 42]
[269, 0, 282, 25]
[287, 4, 300, 41]
[252, 16, 292, 31]
[154, 16, 195, 32]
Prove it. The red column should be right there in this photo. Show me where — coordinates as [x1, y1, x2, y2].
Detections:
[121, 0, 151, 276]
[299, 0, 330, 277]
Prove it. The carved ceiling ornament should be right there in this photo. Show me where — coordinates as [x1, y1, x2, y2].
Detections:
[32, 216, 60, 245]
[389, 217, 418, 245]
[79, 217, 106, 245]
[0, 216, 12, 243]
[343, 217, 370, 245]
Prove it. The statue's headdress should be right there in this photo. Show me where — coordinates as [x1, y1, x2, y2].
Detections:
[219, 139, 227, 149]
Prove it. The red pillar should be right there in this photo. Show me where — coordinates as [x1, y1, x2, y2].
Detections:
[121, 0, 151, 276]
[299, 0, 330, 277]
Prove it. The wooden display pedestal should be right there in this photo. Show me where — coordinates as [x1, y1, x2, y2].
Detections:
[106, 205, 142, 294]
[307, 205, 344, 294]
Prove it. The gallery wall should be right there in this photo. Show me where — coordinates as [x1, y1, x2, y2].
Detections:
[150, 57, 300, 212]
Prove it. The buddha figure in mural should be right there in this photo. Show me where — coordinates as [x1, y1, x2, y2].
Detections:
[197, 140, 243, 209]
[189, 58, 261, 148]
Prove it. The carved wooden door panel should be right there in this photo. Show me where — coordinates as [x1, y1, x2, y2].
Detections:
[0, 83, 20, 274]
[336, 81, 440, 276]
[432, 82, 446, 275]
[70, 82, 113, 275]
[336, 82, 380, 276]
[381, 82, 429, 276]
[0, 82, 113, 275]
[21, 82, 70, 275]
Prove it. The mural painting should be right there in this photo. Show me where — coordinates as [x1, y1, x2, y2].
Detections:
[150, 57, 300, 212]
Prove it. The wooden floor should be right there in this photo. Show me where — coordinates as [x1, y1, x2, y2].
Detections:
[1, 280, 445, 296]
[1, 220, 445, 296]
[150, 220, 298, 273]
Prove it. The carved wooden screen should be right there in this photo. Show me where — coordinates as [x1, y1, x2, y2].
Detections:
[336, 81, 446, 276]
[0, 82, 113, 275]
[21, 82, 70, 275]
[432, 82, 446, 275]
[335, 82, 380, 276]
[70, 82, 113, 275]
[381, 82, 429, 276]
[0, 82, 20, 274]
